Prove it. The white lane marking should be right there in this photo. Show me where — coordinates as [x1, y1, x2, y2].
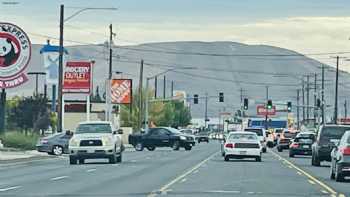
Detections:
[297, 171, 302, 175]
[147, 152, 217, 197]
[87, 169, 96, 172]
[270, 150, 337, 195]
[50, 176, 68, 181]
[247, 191, 255, 194]
[321, 190, 328, 194]
[180, 178, 187, 183]
[206, 190, 240, 194]
[0, 186, 21, 192]
[308, 180, 316, 185]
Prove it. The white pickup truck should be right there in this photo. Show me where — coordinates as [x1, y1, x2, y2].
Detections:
[68, 121, 123, 164]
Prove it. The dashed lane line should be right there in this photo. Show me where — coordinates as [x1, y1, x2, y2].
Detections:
[0, 186, 21, 192]
[147, 151, 218, 197]
[308, 180, 316, 185]
[270, 150, 337, 195]
[86, 169, 96, 172]
[50, 176, 69, 181]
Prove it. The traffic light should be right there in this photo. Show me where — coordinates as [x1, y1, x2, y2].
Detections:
[244, 98, 248, 110]
[194, 94, 198, 104]
[219, 92, 224, 102]
[287, 101, 292, 112]
[267, 100, 272, 109]
[317, 99, 321, 108]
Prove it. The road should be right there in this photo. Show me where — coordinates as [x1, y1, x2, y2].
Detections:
[0, 141, 348, 197]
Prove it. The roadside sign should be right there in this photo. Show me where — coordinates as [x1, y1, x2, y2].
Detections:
[257, 105, 276, 116]
[111, 79, 132, 104]
[0, 23, 31, 88]
[63, 61, 92, 94]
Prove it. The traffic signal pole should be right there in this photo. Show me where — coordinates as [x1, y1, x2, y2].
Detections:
[205, 92, 208, 129]
[297, 89, 300, 129]
[265, 86, 269, 130]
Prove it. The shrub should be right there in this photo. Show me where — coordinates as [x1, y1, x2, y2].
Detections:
[0, 132, 40, 150]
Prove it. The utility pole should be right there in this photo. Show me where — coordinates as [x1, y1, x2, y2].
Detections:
[27, 72, 46, 96]
[321, 64, 325, 125]
[0, 89, 6, 134]
[302, 79, 305, 122]
[306, 75, 310, 123]
[205, 93, 208, 129]
[171, 81, 174, 97]
[265, 86, 269, 130]
[154, 76, 157, 98]
[314, 73, 317, 124]
[163, 75, 166, 99]
[57, 4, 64, 132]
[138, 60, 144, 130]
[108, 24, 113, 79]
[106, 24, 115, 121]
[334, 56, 339, 124]
[297, 89, 300, 129]
[344, 100, 348, 119]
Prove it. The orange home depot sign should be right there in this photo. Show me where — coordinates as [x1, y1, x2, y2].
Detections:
[111, 79, 132, 104]
[63, 61, 91, 94]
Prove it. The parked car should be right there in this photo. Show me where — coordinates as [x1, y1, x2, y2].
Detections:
[196, 132, 209, 143]
[244, 128, 267, 153]
[289, 132, 315, 157]
[330, 130, 350, 182]
[128, 127, 195, 151]
[312, 124, 350, 166]
[223, 131, 262, 162]
[276, 130, 297, 152]
[36, 132, 72, 156]
[68, 121, 124, 164]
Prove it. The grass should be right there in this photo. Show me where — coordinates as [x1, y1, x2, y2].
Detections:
[0, 131, 40, 150]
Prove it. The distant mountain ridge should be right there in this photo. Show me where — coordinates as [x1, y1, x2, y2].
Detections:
[5, 41, 349, 119]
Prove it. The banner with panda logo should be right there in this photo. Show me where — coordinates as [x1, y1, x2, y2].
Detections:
[0, 23, 31, 89]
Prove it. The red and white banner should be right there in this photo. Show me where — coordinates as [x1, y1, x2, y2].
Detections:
[0, 23, 31, 89]
[257, 105, 276, 116]
[63, 61, 92, 94]
[111, 79, 132, 104]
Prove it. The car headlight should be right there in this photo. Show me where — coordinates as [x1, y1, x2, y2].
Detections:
[69, 138, 79, 147]
[102, 136, 113, 146]
[180, 136, 187, 140]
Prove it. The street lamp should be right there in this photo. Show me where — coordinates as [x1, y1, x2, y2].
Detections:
[57, 5, 117, 132]
[144, 67, 196, 132]
[27, 72, 46, 96]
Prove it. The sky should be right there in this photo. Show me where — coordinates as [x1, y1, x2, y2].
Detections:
[2, 0, 350, 68]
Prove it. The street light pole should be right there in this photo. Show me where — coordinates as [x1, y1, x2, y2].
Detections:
[334, 56, 339, 124]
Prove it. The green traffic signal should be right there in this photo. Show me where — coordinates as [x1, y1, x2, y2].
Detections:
[267, 100, 272, 109]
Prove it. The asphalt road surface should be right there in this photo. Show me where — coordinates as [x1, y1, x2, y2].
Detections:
[0, 142, 349, 197]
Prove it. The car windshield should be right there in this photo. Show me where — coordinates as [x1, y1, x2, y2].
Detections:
[167, 127, 182, 134]
[244, 129, 263, 136]
[181, 129, 193, 134]
[295, 138, 313, 143]
[75, 124, 112, 134]
[229, 133, 258, 140]
[321, 127, 350, 141]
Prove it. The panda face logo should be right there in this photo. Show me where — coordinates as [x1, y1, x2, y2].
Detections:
[0, 23, 31, 80]
[0, 37, 19, 67]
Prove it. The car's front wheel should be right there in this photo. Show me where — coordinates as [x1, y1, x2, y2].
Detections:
[311, 154, 321, 166]
[52, 145, 63, 156]
[256, 155, 262, 162]
[277, 146, 282, 152]
[184, 145, 192, 151]
[116, 152, 122, 163]
[146, 146, 156, 151]
[289, 151, 294, 158]
[224, 155, 229, 161]
[330, 161, 335, 180]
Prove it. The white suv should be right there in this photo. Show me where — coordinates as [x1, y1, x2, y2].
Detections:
[69, 121, 123, 164]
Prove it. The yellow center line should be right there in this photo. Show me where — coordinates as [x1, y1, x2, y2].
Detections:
[147, 151, 218, 197]
[270, 150, 337, 195]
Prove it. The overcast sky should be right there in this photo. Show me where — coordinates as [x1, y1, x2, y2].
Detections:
[2, 0, 350, 68]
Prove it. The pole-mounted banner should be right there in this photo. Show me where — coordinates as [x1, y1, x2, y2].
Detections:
[0, 23, 31, 88]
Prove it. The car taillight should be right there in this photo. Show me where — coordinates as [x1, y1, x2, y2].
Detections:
[340, 147, 350, 155]
[290, 143, 299, 148]
[41, 139, 48, 144]
[225, 143, 234, 148]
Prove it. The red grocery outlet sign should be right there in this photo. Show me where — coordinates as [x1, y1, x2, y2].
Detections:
[257, 105, 276, 116]
[63, 61, 91, 94]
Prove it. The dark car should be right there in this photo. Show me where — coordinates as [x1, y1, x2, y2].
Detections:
[196, 132, 209, 143]
[36, 132, 72, 156]
[277, 130, 298, 152]
[128, 127, 195, 151]
[289, 132, 315, 157]
[312, 125, 350, 166]
[330, 130, 350, 182]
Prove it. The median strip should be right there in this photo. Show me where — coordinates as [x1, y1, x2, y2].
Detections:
[270, 150, 337, 195]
